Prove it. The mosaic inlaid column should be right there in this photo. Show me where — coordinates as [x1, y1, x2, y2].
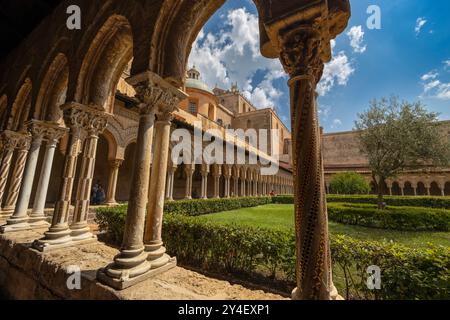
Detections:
[279, 26, 334, 299]
[2, 136, 31, 212]
[30, 125, 68, 223]
[0, 132, 20, 213]
[34, 104, 89, 250]
[2, 121, 47, 232]
[105, 159, 123, 205]
[70, 112, 108, 242]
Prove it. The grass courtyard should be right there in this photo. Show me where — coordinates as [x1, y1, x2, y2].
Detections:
[196, 204, 450, 249]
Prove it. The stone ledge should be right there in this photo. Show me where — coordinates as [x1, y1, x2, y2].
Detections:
[0, 229, 285, 300]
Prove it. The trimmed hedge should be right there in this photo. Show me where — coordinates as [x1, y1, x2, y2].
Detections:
[273, 194, 450, 209]
[328, 203, 450, 231]
[164, 197, 272, 216]
[96, 206, 450, 300]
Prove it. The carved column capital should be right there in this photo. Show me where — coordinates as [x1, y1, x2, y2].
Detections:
[279, 26, 324, 82]
[128, 71, 187, 117]
[109, 159, 124, 169]
[61, 102, 108, 137]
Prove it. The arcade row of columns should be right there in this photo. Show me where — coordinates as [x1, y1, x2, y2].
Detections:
[385, 180, 448, 197]
[165, 163, 294, 201]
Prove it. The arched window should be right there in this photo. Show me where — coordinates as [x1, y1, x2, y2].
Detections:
[188, 101, 197, 114]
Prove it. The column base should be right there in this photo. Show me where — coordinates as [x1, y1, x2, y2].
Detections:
[97, 257, 176, 290]
[104, 201, 119, 207]
[291, 286, 344, 300]
[33, 234, 97, 252]
[0, 209, 14, 217]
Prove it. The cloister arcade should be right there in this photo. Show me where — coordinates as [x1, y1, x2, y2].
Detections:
[0, 0, 351, 300]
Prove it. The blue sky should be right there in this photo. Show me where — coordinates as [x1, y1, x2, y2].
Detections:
[188, 0, 450, 132]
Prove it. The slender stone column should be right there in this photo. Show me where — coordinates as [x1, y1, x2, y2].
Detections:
[2, 121, 48, 232]
[223, 165, 231, 198]
[200, 164, 209, 199]
[240, 178, 246, 197]
[279, 26, 335, 300]
[0, 132, 19, 213]
[30, 126, 68, 222]
[98, 72, 186, 289]
[145, 108, 184, 270]
[184, 165, 195, 199]
[34, 104, 95, 250]
[165, 166, 176, 201]
[2, 136, 31, 212]
[105, 159, 123, 205]
[212, 165, 221, 199]
[70, 113, 107, 241]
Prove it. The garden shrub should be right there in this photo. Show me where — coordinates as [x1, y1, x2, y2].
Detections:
[329, 172, 371, 195]
[273, 194, 450, 209]
[328, 203, 450, 231]
[164, 196, 272, 216]
[96, 205, 450, 300]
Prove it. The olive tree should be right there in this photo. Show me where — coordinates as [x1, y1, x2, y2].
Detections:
[355, 97, 450, 207]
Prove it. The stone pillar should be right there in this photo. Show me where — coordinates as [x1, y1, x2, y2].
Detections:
[98, 72, 186, 289]
[2, 121, 49, 232]
[30, 126, 68, 222]
[33, 103, 98, 250]
[105, 159, 123, 205]
[223, 165, 231, 198]
[184, 164, 195, 199]
[2, 136, 31, 212]
[200, 164, 209, 199]
[240, 177, 246, 197]
[279, 26, 335, 300]
[0, 132, 20, 214]
[165, 165, 176, 201]
[70, 112, 107, 242]
[98, 75, 158, 288]
[212, 165, 221, 199]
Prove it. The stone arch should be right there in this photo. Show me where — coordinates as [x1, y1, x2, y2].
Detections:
[0, 95, 7, 130]
[403, 181, 415, 196]
[391, 181, 401, 196]
[75, 15, 133, 112]
[150, 0, 272, 87]
[445, 182, 450, 196]
[430, 181, 441, 196]
[33, 53, 69, 124]
[8, 78, 32, 132]
[102, 128, 119, 161]
[417, 182, 426, 196]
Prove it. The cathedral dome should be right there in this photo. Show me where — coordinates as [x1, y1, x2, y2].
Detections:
[185, 66, 214, 94]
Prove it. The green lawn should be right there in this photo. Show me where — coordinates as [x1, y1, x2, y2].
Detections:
[197, 204, 450, 249]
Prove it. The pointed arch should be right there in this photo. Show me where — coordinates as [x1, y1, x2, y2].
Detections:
[75, 15, 133, 112]
[8, 78, 32, 132]
[34, 53, 69, 124]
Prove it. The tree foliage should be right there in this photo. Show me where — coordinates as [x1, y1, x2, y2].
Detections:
[355, 97, 450, 206]
[329, 172, 371, 195]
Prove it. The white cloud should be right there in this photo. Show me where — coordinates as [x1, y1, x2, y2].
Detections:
[421, 71, 438, 81]
[188, 8, 287, 109]
[331, 119, 343, 129]
[347, 26, 367, 53]
[420, 70, 450, 100]
[415, 17, 427, 35]
[444, 60, 450, 70]
[317, 51, 355, 96]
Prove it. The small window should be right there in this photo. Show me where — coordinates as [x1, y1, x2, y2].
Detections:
[188, 101, 197, 114]
[217, 119, 223, 126]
